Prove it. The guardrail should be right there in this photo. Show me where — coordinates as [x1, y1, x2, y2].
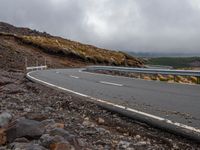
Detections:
[86, 66, 200, 84]
[26, 65, 47, 71]
[24, 57, 48, 71]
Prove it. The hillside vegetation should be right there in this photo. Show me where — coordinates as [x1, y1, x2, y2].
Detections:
[19, 35, 143, 66]
[147, 57, 200, 69]
[0, 22, 143, 70]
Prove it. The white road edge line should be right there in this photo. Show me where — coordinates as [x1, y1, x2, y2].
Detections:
[100, 81, 123, 87]
[27, 71, 200, 134]
[70, 75, 79, 79]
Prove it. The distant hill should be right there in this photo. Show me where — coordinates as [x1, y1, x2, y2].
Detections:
[0, 22, 143, 70]
[128, 52, 200, 58]
[146, 57, 200, 69]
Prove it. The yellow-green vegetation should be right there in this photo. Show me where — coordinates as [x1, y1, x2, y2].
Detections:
[189, 76, 197, 83]
[19, 35, 143, 67]
[157, 74, 169, 81]
[155, 75, 196, 84]
[128, 72, 198, 84]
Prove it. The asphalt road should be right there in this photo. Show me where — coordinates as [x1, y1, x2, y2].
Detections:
[28, 68, 200, 130]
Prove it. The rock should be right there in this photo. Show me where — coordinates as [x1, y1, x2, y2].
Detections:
[6, 119, 45, 143]
[48, 128, 81, 149]
[0, 146, 7, 150]
[39, 134, 65, 148]
[40, 134, 79, 150]
[9, 143, 47, 150]
[95, 127, 110, 135]
[14, 137, 29, 143]
[82, 118, 95, 127]
[0, 77, 12, 86]
[82, 120, 90, 126]
[40, 119, 56, 132]
[95, 140, 107, 146]
[40, 119, 56, 127]
[3, 84, 25, 94]
[97, 118, 105, 124]
[0, 128, 6, 145]
[0, 112, 12, 127]
[49, 128, 72, 140]
[41, 120, 65, 131]
[24, 108, 32, 112]
[26, 114, 48, 121]
[117, 141, 130, 149]
[44, 107, 54, 112]
[67, 137, 82, 150]
[76, 138, 86, 147]
[173, 143, 179, 149]
[54, 123, 64, 129]
[50, 142, 74, 150]
[39, 134, 54, 148]
[133, 141, 148, 146]
[84, 130, 97, 135]
[135, 135, 141, 140]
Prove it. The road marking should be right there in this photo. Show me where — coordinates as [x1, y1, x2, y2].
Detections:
[70, 75, 79, 79]
[55, 71, 60, 74]
[27, 71, 200, 136]
[99, 81, 123, 87]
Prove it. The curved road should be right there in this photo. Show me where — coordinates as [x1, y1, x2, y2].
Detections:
[28, 68, 200, 138]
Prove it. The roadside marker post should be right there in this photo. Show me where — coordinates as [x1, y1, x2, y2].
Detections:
[36, 60, 38, 70]
[25, 57, 28, 72]
[44, 57, 47, 69]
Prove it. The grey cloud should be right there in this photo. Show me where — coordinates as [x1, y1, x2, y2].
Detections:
[0, 0, 200, 53]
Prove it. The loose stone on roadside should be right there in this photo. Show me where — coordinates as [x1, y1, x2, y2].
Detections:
[0, 112, 12, 127]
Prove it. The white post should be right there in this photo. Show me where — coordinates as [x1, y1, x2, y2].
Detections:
[45, 57, 47, 70]
[25, 57, 27, 71]
[36, 60, 38, 70]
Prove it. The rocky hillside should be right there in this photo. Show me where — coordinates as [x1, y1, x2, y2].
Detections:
[0, 22, 143, 71]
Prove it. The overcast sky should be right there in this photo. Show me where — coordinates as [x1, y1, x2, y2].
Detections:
[0, 0, 200, 53]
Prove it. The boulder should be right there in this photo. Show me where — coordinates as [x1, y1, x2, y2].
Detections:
[6, 119, 45, 143]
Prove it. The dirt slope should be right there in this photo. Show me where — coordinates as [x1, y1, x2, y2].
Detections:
[0, 22, 143, 71]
